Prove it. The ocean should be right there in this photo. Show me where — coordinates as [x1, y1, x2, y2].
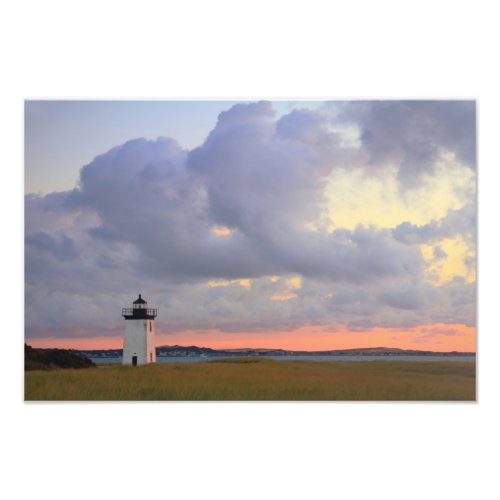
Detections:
[90, 355, 476, 364]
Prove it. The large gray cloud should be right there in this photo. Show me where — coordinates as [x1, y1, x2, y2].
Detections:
[60, 102, 423, 283]
[25, 101, 476, 339]
[329, 100, 476, 188]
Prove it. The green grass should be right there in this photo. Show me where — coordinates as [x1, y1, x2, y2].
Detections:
[24, 358, 476, 401]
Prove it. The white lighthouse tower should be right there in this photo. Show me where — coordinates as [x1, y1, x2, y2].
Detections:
[122, 294, 157, 366]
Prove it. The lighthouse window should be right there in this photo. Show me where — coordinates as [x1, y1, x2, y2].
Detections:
[150, 322, 152, 332]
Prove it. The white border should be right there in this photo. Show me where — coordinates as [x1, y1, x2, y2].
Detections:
[3, 1, 499, 499]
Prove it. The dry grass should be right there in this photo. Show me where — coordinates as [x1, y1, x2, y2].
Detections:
[24, 358, 476, 401]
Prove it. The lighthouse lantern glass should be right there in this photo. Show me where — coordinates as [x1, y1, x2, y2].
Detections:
[133, 295, 147, 310]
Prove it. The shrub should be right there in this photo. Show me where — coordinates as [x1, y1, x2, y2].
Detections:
[24, 344, 96, 370]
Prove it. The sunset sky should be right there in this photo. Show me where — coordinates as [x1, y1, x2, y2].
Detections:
[25, 100, 476, 351]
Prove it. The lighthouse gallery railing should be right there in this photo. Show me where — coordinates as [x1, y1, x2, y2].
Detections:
[122, 308, 158, 319]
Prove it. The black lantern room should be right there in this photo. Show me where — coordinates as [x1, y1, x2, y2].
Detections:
[122, 294, 158, 320]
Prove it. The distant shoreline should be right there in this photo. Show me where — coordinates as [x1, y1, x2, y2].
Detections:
[90, 354, 476, 365]
[89, 356, 476, 366]
[68, 344, 476, 360]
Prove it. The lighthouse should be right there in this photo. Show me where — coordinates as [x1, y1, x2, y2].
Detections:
[122, 294, 157, 366]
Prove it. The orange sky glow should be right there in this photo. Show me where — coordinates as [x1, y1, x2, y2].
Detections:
[27, 323, 475, 352]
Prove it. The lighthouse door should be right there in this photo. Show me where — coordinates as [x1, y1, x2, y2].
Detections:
[132, 355, 138, 366]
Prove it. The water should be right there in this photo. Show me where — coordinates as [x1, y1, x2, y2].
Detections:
[90, 355, 476, 364]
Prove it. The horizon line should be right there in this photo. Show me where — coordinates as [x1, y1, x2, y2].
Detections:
[25, 342, 476, 355]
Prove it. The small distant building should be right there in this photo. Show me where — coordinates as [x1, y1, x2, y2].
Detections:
[122, 294, 157, 366]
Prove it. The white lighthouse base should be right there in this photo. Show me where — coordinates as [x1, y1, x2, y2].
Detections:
[123, 319, 156, 365]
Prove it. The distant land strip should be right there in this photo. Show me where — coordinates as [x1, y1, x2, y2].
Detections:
[70, 345, 476, 359]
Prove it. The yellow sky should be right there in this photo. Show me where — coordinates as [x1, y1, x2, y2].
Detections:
[323, 157, 475, 284]
[325, 159, 473, 230]
[421, 236, 475, 284]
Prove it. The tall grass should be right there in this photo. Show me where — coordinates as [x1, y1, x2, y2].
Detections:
[24, 358, 476, 401]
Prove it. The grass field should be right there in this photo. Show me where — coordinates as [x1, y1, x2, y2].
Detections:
[24, 358, 476, 401]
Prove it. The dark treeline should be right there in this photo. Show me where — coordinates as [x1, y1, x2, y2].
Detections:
[25, 344, 96, 371]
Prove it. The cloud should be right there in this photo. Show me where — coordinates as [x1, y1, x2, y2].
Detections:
[24, 101, 476, 340]
[432, 246, 447, 261]
[330, 100, 476, 188]
[25, 232, 78, 261]
[56, 102, 423, 284]
[393, 202, 475, 245]
[188, 103, 331, 236]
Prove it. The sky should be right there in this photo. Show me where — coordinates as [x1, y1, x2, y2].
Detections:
[24, 100, 476, 351]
